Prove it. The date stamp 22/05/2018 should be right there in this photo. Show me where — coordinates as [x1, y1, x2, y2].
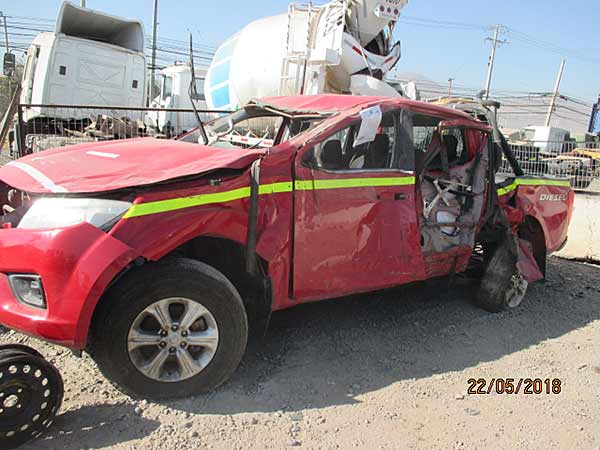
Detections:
[467, 378, 562, 395]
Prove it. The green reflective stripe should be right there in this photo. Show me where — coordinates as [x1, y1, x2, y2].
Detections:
[123, 186, 253, 219]
[295, 177, 416, 191]
[258, 181, 294, 195]
[497, 178, 571, 196]
[124, 182, 295, 219]
[294, 180, 315, 191]
[123, 177, 416, 219]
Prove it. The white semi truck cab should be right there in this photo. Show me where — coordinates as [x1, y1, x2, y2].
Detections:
[146, 63, 209, 136]
[20, 1, 146, 123]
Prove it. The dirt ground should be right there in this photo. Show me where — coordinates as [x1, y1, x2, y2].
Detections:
[0, 257, 598, 450]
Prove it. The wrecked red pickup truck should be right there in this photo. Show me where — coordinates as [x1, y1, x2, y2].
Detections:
[0, 95, 573, 399]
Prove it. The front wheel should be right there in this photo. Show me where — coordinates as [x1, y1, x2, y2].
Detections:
[88, 258, 248, 399]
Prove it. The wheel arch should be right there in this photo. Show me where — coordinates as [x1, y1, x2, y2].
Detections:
[88, 235, 273, 348]
[167, 236, 273, 336]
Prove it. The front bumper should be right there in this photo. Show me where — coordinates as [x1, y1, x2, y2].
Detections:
[0, 223, 137, 349]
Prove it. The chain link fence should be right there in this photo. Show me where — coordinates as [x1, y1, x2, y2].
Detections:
[499, 140, 600, 192]
[2, 104, 228, 161]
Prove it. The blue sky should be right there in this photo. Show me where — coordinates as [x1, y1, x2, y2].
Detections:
[2, 0, 599, 103]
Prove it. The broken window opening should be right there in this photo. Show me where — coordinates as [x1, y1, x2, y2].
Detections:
[306, 111, 406, 172]
[413, 113, 491, 254]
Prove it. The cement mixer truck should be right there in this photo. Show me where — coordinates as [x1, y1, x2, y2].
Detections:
[204, 0, 412, 111]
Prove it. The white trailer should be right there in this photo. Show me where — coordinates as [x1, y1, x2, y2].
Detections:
[205, 0, 411, 111]
[20, 1, 146, 123]
[505, 126, 572, 155]
[520, 126, 571, 155]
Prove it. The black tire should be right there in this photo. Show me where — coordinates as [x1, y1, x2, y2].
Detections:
[88, 258, 248, 400]
[475, 238, 529, 313]
[0, 344, 43, 359]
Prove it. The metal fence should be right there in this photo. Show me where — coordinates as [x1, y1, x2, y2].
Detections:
[499, 140, 600, 192]
[4, 103, 229, 160]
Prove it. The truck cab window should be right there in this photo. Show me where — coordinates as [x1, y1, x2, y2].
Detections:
[193, 78, 205, 100]
[312, 128, 352, 170]
[440, 128, 468, 166]
[412, 115, 441, 153]
[310, 112, 398, 171]
[161, 76, 173, 101]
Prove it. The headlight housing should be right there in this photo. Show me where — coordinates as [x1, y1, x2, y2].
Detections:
[8, 274, 46, 309]
[18, 198, 132, 230]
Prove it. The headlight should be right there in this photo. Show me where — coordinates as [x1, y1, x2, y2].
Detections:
[18, 198, 132, 230]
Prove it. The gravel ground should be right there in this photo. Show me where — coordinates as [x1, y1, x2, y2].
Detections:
[1, 257, 600, 450]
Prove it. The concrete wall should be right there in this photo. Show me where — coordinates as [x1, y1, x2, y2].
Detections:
[556, 193, 600, 262]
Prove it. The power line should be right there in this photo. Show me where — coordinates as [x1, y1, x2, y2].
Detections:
[4, 15, 54, 22]
[397, 16, 488, 32]
[507, 27, 600, 65]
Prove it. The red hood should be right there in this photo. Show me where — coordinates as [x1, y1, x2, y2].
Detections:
[0, 138, 265, 194]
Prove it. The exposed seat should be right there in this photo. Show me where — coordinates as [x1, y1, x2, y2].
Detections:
[320, 140, 344, 170]
[367, 134, 390, 169]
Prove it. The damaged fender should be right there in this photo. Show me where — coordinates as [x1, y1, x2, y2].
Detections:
[516, 237, 544, 283]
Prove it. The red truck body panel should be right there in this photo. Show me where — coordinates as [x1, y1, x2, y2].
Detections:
[0, 223, 137, 347]
[498, 182, 574, 253]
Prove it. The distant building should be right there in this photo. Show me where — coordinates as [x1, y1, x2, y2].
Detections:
[391, 72, 592, 135]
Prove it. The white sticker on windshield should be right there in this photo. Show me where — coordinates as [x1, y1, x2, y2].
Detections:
[353, 105, 382, 148]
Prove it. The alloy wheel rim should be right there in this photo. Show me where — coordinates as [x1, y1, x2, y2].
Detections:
[505, 273, 529, 308]
[127, 297, 219, 382]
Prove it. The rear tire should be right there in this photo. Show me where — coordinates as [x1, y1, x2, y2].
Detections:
[475, 239, 529, 313]
[88, 258, 248, 400]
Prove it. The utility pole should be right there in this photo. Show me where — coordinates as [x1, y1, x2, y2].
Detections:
[545, 59, 566, 127]
[484, 25, 507, 100]
[589, 95, 600, 134]
[80, 0, 86, 7]
[2, 12, 11, 95]
[150, 0, 159, 104]
[447, 78, 454, 97]
[1, 12, 8, 52]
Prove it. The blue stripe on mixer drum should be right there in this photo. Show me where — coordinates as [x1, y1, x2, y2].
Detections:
[210, 85, 231, 109]
[209, 61, 231, 89]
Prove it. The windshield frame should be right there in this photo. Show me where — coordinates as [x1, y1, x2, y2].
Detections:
[179, 104, 333, 149]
